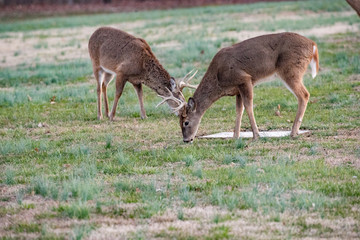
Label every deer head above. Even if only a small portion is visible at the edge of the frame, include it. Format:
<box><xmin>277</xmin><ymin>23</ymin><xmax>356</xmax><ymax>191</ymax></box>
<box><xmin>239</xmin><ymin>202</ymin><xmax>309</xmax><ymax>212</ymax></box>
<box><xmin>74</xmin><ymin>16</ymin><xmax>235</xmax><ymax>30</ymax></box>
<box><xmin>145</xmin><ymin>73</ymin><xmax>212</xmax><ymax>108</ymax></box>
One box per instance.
<box><xmin>157</xmin><ymin>93</ymin><xmax>200</xmax><ymax>143</ymax></box>
<box><xmin>179</xmin><ymin>97</ymin><xmax>201</xmax><ymax>143</ymax></box>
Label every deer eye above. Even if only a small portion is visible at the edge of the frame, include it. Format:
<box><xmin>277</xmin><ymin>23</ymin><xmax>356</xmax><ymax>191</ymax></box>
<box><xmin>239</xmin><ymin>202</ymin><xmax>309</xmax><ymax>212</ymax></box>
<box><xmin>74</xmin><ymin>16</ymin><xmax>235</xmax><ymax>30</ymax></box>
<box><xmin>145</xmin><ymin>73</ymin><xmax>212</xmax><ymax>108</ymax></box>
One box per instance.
<box><xmin>184</xmin><ymin>121</ymin><xmax>189</xmax><ymax>126</ymax></box>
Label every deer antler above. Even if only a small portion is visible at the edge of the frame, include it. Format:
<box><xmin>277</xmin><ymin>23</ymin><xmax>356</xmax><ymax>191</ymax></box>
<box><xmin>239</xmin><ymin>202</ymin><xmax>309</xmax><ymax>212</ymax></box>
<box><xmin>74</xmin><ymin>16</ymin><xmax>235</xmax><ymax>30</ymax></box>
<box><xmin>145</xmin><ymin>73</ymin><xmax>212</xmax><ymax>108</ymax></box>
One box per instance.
<box><xmin>156</xmin><ymin>88</ymin><xmax>186</xmax><ymax>113</ymax></box>
<box><xmin>176</xmin><ymin>69</ymin><xmax>198</xmax><ymax>91</ymax></box>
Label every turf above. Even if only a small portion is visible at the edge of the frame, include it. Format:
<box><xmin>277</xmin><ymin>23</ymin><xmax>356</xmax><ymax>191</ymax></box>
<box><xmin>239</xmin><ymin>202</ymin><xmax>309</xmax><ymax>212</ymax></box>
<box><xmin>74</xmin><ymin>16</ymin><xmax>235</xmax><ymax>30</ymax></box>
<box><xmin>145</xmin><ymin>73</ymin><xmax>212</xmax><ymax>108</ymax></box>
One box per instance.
<box><xmin>0</xmin><ymin>0</ymin><xmax>359</xmax><ymax>239</ymax></box>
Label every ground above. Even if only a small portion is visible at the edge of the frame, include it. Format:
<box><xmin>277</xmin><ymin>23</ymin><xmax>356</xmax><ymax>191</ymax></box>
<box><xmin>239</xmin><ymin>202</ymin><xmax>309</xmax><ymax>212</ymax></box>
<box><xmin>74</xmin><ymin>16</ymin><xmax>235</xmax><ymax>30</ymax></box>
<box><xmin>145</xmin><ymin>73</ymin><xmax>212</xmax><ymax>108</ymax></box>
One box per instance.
<box><xmin>0</xmin><ymin>0</ymin><xmax>359</xmax><ymax>239</ymax></box>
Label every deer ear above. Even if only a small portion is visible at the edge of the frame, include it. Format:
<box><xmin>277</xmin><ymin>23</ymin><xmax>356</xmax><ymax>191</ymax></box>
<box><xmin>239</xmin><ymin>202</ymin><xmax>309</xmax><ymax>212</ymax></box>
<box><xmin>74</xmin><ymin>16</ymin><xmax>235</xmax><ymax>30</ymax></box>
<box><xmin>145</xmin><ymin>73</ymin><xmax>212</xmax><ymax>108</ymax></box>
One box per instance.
<box><xmin>187</xmin><ymin>97</ymin><xmax>196</xmax><ymax>112</ymax></box>
<box><xmin>170</xmin><ymin>77</ymin><xmax>177</xmax><ymax>92</ymax></box>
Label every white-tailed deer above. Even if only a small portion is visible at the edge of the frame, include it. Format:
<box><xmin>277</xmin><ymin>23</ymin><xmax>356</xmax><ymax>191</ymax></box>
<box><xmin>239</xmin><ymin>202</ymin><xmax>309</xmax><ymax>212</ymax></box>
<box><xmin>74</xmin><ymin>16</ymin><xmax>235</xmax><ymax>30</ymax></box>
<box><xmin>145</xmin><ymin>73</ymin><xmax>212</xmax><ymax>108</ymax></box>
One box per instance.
<box><xmin>346</xmin><ymin>0</ymin><xmax>360</xmax><ymax>16</ymax></box>
<box><xmin>162</xmin><ymin>32</ymin><xmax>319</xmax><ymax>143</ymax></box>
<box><xmin>88</xmin><ymin>27</ymin><xmax>196</xmax><ymax>120</ymax></box>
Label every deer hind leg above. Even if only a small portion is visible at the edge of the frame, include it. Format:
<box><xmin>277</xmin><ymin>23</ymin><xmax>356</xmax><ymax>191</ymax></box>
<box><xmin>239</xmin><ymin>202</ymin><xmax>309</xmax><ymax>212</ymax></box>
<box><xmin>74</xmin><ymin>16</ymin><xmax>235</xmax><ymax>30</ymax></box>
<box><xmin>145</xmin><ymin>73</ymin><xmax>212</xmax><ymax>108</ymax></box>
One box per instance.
<box><xmin>132</xmin><ymin>83</ymin><xmax>147</xmax><ymax>119</ymax></box>
<box><xmin>238</xmin><ymin>83</ymin><xmax>260</xmax><ymax>140</ymax></box>
<box><xmin>282</xmin><ymin>77</ymin><xmax>310</xmax><ymax>138</ymax></box>
<box><xmin>109</xmin><ymin>73</ymin><xmax>126</xmax><ymax>121</ymax></box>
<box><xmin>233</xmin><ymin>94</ymin><xmax>244</xmax><ymax>139</ymax></box>
<box><xmin>102</xmin><ymin>72</ymin><xmax>115</xmax><ymax>118</ymax></box>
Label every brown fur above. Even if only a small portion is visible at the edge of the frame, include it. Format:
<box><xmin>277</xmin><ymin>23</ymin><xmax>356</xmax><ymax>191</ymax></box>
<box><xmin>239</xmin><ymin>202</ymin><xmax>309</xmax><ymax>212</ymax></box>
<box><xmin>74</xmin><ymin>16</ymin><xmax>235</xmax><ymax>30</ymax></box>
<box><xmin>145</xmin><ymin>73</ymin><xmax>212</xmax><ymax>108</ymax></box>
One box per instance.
<box><xmin>88</xmin><ymin>27</ymin><xmax>183</xmax><ymax>120</ymax></box>
<box><xmin>346</xmin><ymin>0</ymin><xmax>360</xmax><ymax>16</ymax></box>
<box><xmin>179</xmin><ymin>32</ymin><xmax>319</xmax><ymax>142</ymax></box>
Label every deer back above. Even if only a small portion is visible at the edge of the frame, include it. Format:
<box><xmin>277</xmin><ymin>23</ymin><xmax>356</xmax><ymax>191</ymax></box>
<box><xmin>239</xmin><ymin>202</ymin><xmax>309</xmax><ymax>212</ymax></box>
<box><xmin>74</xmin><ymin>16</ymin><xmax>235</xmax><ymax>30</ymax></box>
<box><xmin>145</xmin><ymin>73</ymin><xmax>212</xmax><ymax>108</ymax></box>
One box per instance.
<box><xmin>88</xmin><ymin>27</ymin><xmax>135</xmax><ymax>66</ymax></box>
<box><xmin>214</xmin><ymin>33</ymin><xmax>315</xmax><ymax>87</ymax></box>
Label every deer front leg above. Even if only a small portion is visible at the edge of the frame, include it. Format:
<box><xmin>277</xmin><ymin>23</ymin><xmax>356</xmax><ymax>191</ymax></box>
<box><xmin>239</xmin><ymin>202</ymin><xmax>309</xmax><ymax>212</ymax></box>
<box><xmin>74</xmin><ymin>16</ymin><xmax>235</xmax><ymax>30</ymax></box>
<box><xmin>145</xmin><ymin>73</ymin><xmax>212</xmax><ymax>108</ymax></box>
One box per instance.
<box><xmin>132</xmin><ymin>83</ymin><xmax>147</xmax><ymax>119</ymax></box>
<box><xmin>109</xmin><ymin>73</ymin><xmax>126</xmax><ymax>121</ymax></box>
<box><xmin>233</xmin><ymin>94</ymin><xmax>244</xmax><ymax>139</ymax></box>
<box><xmin>239</xmin><ymin>84</ymin><xmax>260</xmax><ymax>140</ymax></box>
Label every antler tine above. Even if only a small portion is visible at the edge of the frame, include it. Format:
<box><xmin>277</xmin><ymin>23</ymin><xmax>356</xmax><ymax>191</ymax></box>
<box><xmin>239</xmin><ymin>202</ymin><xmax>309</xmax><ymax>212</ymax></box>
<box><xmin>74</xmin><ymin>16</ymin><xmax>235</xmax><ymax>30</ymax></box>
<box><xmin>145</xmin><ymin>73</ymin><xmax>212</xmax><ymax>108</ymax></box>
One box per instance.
<box><xmin>169</xmin><ymin>101</ymin><xmax>186</xmax><ymax>113</ymax></box>
<box><xmin>156</xmin><ymin>88</ymin><xmax>185</xmax><ymax>113</ymax></box>
<box><xmin>178</xmin><ymin>69</ymin><xmax>195</xmax><ymax>84</ymax></box>
<box><xmin>178</xmin><ymin>69</ymin><xmax>198</xmax><ymax>90</ymax></box>
<box><xmin>184</xmin><ymin>69</ymin><xmax>198</xmax><ymax>84</ymax></box>
<box><xmin>156</xmin><ymin>88</ymin><xmax>179</xmax><ymax>107</ymax></box>
<box><xmin>175</xmin><ymin>69</ymin><xmax>195</xmax><ymax>86</ymax></box>
<box><xmin>181</xmin><ymin>69</ymin><xmax>198</xmax><ymax>90</ymax></box>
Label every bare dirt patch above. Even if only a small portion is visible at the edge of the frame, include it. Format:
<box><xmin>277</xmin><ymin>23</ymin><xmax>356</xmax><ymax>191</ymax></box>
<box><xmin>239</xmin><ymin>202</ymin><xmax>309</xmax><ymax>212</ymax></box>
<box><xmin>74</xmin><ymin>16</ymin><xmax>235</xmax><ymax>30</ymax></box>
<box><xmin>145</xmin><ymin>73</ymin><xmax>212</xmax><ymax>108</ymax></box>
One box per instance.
<box><xmin>222</xmin><ymin>21</ymin><xmax>359</xmax><ymax>43</ymax></box>
<box><xmin>1</xmin><ymin>11</ymin><xmax>358</xmax><ymax>69</ymax></box>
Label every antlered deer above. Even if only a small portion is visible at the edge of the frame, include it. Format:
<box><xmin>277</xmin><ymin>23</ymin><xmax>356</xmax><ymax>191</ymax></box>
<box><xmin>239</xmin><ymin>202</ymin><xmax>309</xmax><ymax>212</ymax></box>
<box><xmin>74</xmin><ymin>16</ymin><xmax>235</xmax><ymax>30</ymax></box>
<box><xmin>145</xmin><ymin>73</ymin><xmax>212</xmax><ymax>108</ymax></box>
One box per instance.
<box><xmin>161</xmin><ymin>32</ymin><xmax>319</xmax><ymax>143</ymax></box>
<box><xmin>88</xmin><ymin>27</ymin><xmax>196</xmax><ymax>120</ymax></box>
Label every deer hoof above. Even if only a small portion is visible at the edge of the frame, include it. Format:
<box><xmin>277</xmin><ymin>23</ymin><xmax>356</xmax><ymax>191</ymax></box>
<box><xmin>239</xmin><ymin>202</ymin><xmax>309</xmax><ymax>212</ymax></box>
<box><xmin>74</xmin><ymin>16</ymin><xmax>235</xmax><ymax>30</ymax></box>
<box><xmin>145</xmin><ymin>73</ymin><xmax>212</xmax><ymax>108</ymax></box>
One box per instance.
<box><xmin>290</xmin><ymin>132</ymin><xmax>298</xmax><ymax>138</ymax></box>
<box><xmin>253</xmin><ymin>133</ymin><xmax>260</xmax><ymax>140</ymax></box>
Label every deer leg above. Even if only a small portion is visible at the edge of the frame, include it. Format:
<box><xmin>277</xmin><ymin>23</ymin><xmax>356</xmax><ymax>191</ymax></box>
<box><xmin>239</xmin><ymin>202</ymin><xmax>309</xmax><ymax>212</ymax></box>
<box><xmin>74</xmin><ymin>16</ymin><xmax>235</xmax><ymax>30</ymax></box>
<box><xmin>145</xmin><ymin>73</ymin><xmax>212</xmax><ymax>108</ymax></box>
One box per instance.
<box><xmin>102</xmin><ymin>72</ymin><xmax>115</xmax><ymax>118</ymax></box>
<box><xmin>109</xmin><ymin>73</ymin><xmax>126</xmax><ymax>121</ymax></box>
<box><xmin>132</xmin><ymin>83</ymin><xmax>147</xmax><ymax>119</ymax></box>
<box><xmin>94</xmin><ymin>67</ymin><xmax>104</xmax><ymax>120</ymax></box>
<box><xmin>233</xmin><ymin>94</ymin><xmax>244</xmax><ymax>139</ymax></box>
<box><xmin>238</xmin><ymin>83</ymin><xmax>260</xmax><ymax>140</ymax></box>
<box><xmin>283</xmin><ymin>79</ymin><xmax>310</xmax><ymax>138</ymax></box>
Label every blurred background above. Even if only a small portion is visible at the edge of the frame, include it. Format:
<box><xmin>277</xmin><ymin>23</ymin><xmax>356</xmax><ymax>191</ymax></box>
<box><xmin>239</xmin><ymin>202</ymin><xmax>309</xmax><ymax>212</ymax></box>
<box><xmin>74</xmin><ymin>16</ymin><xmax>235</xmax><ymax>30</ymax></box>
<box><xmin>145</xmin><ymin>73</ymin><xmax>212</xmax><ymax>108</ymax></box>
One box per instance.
<box><xmin>1</xmin><ymin>0</ymin><xmax>293</xmax><ymax>18</ymax></box>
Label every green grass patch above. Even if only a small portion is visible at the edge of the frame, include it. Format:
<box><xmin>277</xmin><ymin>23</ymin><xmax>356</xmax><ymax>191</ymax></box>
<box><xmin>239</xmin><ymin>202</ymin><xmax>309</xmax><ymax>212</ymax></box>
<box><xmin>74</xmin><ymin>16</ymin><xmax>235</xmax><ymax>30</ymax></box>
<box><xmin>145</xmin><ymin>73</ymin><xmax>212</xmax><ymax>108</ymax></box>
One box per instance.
<box><xmin>0</xmin><ymin>60</ymin><xmax>92</xmax><ymax>88</ymax></box>
<box><xmin>0</xmin><ymin>1</ymin><xmax>359</xmax><ymax>239</ymax></box>
<box><xmin>55</xmin><ymin>202</ymin><xmax>90</xmax><ymax>219</ymax></box>
<box><xmin>8</xmin><ymin>222</ymin><xmax>42</xmax><ymax>233</ymax></box>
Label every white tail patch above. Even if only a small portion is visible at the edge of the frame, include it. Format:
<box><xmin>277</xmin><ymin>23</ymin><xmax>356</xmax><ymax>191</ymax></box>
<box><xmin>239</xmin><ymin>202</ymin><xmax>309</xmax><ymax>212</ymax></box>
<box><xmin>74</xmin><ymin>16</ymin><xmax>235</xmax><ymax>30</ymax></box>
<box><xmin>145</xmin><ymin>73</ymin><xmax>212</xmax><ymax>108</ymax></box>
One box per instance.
<box><xmin>310</xmin><ymin>45</ymin><xmax>317</xmax><ymax>79</ymax></box>
<box><xmin>98</xmin><ymin>69</ymin><xmax>104</xmax><ymax>85</ymax></box>
<box><xmin>100</xmin><ymin>65</ymin><xmax>116</xmax><ymax>76</ymax></box>
<box><xmin>281</xmin><ymin>79</ymin><xmax>296</xmax><ymax>97</ymax></box>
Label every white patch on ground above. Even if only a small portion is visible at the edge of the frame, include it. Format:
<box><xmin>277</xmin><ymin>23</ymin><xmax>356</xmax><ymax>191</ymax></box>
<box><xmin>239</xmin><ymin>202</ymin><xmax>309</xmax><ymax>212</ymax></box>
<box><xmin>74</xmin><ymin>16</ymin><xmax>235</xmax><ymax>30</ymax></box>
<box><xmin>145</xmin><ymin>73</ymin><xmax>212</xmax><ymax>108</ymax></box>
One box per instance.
<box><xmin>153</xmin><ymin>40</ymin><xmax>181</xmax><ymax>49</ymax></box>
<box><xmin>199</xmin><ymin>130</ymin><xmax>309</xmax><ymax>139</ymax></box>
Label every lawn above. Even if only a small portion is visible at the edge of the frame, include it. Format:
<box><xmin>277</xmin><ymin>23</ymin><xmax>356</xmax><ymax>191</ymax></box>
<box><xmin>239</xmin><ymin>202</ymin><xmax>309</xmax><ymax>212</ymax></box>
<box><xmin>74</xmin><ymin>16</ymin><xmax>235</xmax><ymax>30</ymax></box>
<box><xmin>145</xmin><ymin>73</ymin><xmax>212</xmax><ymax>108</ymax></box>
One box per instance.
<box><xmin>0</xmin><ymin>0</ymin><xmax>359</xmax><ymax>239</ymax></box>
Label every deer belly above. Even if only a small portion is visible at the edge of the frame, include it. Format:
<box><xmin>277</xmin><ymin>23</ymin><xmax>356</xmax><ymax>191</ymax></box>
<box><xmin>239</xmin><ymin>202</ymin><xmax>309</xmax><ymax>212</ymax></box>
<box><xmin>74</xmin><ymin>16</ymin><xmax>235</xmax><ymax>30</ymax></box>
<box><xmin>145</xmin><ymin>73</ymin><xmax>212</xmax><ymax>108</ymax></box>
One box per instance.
<box><xmin>254</xmin><ymin>73</ymin><xmax>278</xmax><ymax>86</ymax></box>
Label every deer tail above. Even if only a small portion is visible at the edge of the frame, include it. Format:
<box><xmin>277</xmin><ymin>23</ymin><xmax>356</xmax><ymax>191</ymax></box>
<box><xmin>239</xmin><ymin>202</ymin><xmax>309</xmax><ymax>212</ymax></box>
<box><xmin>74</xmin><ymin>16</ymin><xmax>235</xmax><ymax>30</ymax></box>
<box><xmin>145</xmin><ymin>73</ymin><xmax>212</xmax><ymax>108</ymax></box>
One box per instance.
<box><xmin>310</xmin><ymin>44</ymin><xmax>319</xmax><ymax>79</ymax></box>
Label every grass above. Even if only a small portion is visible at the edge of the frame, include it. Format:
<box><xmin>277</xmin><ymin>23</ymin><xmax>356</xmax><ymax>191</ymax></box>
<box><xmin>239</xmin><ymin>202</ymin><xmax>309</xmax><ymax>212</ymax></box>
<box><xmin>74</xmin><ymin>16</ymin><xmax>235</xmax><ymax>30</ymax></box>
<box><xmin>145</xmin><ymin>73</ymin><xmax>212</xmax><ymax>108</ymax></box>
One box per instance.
<box><xmin>55</xmin><ymin>202</ymin><xmax>90</xmax><ymax>220</ymax></box>
<box><xmin>0</xmin><ymin>0</ymin><xmax>359</xmax><ymax>239</ymax></box>
<box><xmin>0</xmin><ymin>60</ymin><xmax>91</xmax><ymax>88</ymax></box>
<box><xmin>71</xmin><ymin>224</ymin><xmax>95</xmax><ymax>240</ymax></box>
<box><xmin>8</xmin><ymin>222</ymin><xmax>42</xmax><ymax>233</ymax></box>
<box><xmin>0</xmin><ymin>0</ymin><xmax>352</xmax><ymax>32</ymax></box>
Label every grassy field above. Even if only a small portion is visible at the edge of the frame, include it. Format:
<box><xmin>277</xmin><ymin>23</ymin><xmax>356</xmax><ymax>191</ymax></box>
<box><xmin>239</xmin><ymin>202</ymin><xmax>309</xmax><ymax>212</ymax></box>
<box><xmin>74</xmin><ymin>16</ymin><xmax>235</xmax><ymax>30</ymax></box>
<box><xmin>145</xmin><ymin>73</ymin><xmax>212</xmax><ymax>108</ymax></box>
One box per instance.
<box><xmin>0</xmin><ymin>0</ymin><xmax>359</xmax><ymax>239</ymax></box>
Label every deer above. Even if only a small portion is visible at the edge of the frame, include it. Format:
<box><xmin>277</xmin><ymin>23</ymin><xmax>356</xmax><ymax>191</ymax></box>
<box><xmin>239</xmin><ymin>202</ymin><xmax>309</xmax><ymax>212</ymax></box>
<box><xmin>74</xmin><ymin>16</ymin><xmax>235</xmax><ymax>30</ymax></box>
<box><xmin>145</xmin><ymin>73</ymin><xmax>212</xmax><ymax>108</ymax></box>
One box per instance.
<box><xmin>88</xmin><ymin>27</ymin><xmax>197</xmax><ymax>121</ymax></box>
<box><xmin>159</xmin><ymin>32</ymin><xmax>319</xmax><ymax>143</ymax></box>
<box><xmin>346</xmin><ymin>0</ymin><xmax>360</xmax><ymax>16</ymax></box>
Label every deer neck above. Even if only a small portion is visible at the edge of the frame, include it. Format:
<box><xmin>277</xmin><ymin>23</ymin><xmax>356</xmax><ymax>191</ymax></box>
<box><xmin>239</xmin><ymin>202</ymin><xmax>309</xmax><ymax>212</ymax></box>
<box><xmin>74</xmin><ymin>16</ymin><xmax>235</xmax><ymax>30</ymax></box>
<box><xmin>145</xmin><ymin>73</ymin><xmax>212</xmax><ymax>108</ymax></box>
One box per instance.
<box><xmin>192</xmin><ymin>70</ymin><xmax>223</xmax><ymax>118</ymax></box>
<box><xmin>142</xmin><ymin>56</ymin><xmax>172</xmax><ymax>96</ymax></box>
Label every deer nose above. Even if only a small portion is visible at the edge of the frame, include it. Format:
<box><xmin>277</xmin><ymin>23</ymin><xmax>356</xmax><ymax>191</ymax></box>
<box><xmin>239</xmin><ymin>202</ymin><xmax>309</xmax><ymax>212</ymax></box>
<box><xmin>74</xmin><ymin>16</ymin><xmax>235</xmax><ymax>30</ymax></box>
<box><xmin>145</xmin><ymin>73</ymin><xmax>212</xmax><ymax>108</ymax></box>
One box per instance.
<box><xmin>183</xmin><ymin>139</ymin><xmax>193</xmax><ymax>143</ymax></box>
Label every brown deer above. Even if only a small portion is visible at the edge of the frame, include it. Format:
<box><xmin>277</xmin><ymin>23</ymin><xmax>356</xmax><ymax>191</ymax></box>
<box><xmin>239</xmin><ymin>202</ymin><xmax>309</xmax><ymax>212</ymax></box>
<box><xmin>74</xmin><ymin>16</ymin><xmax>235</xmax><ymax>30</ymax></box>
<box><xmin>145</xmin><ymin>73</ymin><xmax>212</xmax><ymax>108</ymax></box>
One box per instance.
<box><xmin>161</xmin><ymin>32</ymin><xmax>319</xmax><ymax>143</ymax></box>
<box><xmin>88</xmin><ymin>27</ymin><xmax>196</xmax><ymax>120</ymax></box>
<box><xmin>346</xmin><ymin>0</ymin><xmax>360</xmax><ymax>16</ymax></box>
